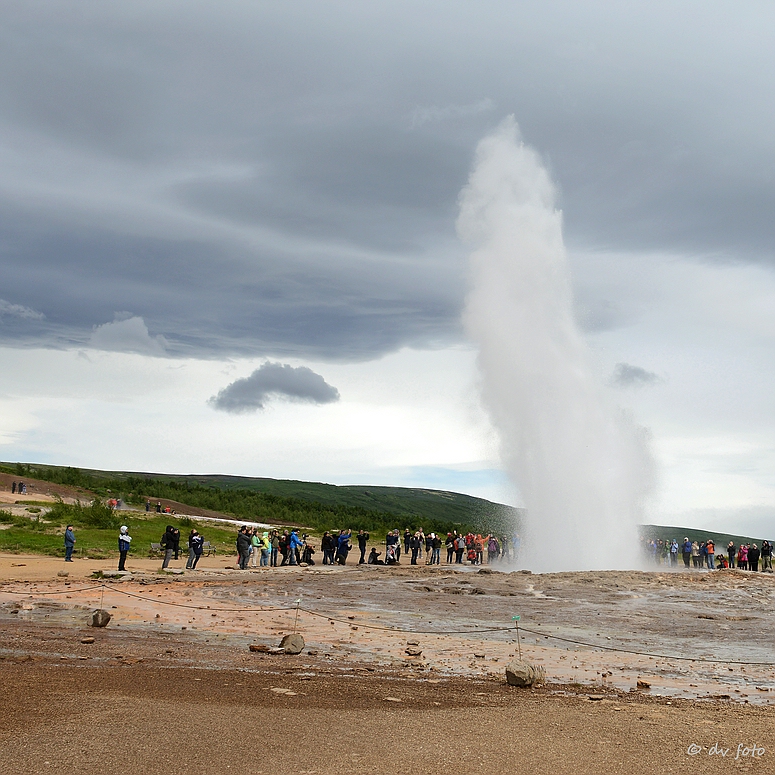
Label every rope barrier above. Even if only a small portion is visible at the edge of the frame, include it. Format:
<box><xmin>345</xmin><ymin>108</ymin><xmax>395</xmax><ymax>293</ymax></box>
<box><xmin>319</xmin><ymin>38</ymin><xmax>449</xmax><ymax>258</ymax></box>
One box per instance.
<box><xmin>2</xmin><ymin>580</ymin><xmax>773</xmax><ymax>667</ymax></box>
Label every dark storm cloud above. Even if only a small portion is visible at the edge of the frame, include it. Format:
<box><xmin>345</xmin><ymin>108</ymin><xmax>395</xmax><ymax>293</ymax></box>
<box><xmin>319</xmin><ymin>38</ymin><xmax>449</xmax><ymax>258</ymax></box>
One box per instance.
<box><xmin>0</xmin><ymin>1</ymin><xmax>773</xmax><ymax>358</ymax></box>
<box><xmin>611</xmin><ymin>363</ymin><xmax>663</xmax><ymax>389</ymax></box>
<box><xmin>209</xmin><ymin>362</ymin><xmax>340</xmax><ymax>413</ymax></box>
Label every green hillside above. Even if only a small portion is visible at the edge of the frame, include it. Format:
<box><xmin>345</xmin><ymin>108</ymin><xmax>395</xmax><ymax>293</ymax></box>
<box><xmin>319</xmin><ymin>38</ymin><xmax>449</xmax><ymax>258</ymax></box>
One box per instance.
<box><xmin>1</xmin><ymin>462</ymin><xmax>524</xmax><ymax>536</ymax></box>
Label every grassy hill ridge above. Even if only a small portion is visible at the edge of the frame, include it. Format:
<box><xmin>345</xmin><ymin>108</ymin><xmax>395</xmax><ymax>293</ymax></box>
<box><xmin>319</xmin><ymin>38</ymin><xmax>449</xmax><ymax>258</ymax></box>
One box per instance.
<box><xmin>1</xmin><ymin>461</ymin><xmax>524</xmax><ymax>535</ymax></box>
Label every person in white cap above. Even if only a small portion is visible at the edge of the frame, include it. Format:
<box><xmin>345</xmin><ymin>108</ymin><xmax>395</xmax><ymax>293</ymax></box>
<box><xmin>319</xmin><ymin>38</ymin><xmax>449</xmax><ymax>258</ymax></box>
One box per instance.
<box><xmin>118</xmin><ymin>526</ymin><xmax>132</xmax><ymax>571</ymax></box>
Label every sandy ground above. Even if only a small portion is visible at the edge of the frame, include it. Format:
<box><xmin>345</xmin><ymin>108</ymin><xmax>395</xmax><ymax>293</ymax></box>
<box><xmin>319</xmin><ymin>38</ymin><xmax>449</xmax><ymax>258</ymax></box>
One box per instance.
<box><xmin>1</xmin><ymin>553</ymin><xmax>773</xmax><ymax>773</ymax></box>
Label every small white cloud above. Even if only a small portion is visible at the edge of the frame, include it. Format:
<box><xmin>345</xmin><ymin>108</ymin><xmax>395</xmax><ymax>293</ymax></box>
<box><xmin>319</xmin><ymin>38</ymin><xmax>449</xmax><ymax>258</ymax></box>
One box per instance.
<box><xmin>89</xmin><ymin>315</ymin><xmax>168</xmax><ymax>356</ymax></box>
<box><xmin>0</xmin><ymin>299</ymin><xmax>45</xmax><ymax>320</ymax></box>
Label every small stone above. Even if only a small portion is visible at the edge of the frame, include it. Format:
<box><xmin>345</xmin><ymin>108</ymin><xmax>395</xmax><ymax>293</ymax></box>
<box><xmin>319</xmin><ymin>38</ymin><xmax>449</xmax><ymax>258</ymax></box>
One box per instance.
<box><xmin>636</xmin><ymin>678</ymin><xmax>651</xmax><ymax>689</ymax></box>
<box><xmin>473</xmin><ymin>653</ymin><xmax>486</xmax><ymax>659</ymax></box>
<box><xmin>57</xmin><ymin>571</ymin><xmax>69</xmax><ymax>578</ymax></box>
<box><xmin>80</xmin><ymin>637</ymin><xmax>95</xmax><ymax>644</ymax></box>
<box><xmin>90</xmin><ymin>609</ymin><xmax>112</xmax><ymax>628</ymax></box>
<box><xmin>249</xmin><ymin>644</ymin><xmax>272</xmax><ymax>653</ymax></box>
<box><xmin>505</xmin><ymin>659</ymin><xmax>545</xmax><ymax>687</ymax></box>
<box><xmin>279</xmin><ymin>633</ymin><xmax>305</xmax><ymax>655</ymax></box>
<box><xmin>405</xmin><ymin>647</ymin><xmax>423</xmax><ymax>657</ymax></box>
<box><xmin>384</xmin><ymin>697</ymin><xmax>402</xmax><ymax>702</ymax></box>
<box><xmin>587</xmin><ymin>694</ymin><xmax>605</xmax><ymax>701</ymax></box>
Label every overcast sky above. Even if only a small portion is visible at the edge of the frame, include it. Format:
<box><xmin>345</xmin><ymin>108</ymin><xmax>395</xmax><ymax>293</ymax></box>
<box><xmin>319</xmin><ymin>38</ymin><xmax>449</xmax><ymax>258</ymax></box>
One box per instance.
<box><xmin>1</xmin><ymin>2</ymin><xmax>773</xmax><ymax>535</ymax></box>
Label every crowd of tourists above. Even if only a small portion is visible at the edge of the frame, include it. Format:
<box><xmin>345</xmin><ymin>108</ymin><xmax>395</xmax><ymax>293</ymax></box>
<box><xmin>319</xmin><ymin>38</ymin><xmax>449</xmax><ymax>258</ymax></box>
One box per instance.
<box><xmin>643</xmin><ymin>537</ymin><xmax>773</xmax><ymax>571</ymax></box>
<box><xmin>229</xmin><ymin>526</ymin><xmax>521</xmax><ymax>570</ymax></box>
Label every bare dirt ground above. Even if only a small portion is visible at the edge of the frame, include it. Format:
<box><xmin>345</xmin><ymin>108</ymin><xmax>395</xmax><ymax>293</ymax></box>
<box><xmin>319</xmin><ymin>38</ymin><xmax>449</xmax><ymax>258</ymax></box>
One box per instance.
<box><xmin>1</xmin><ymin>554</ymin><xmax>773</xmax><ymax>774</ymax></box>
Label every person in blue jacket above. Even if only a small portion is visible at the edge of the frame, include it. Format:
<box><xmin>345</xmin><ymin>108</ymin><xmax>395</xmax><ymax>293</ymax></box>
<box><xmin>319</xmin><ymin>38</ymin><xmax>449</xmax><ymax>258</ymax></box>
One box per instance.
<box><xmin>682</xmin><ymin>537</ymin><xmax>692</xmax><ymax>569</ymax></box>
<box><xmin>288</xmin><ymin>528</ymin><xmax>303</xmax><ymax>566</ymax></box>
<box><xmin>64</xmin><ymin>525</ymin><xmax>76</xmax><ymax>562</ymax></box>
<box><xmin>118</xmin><ymin>525</ymin><xmax>132</xmax><ymax>571</ymax></box>
<box><xmin>336</xmin><ymin>529</ymin><xmax>352</xmax><ymax>566</ymax></box>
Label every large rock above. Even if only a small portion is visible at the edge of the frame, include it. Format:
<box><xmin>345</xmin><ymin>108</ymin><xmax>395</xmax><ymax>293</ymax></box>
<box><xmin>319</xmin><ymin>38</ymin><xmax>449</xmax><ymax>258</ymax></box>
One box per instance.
<box><xmin>279</xmin><ymin>633</ymin><xmax>305</xmax><ymax>655</ymax></box>
<box><xmin>90</xmin><ymin>609</ymin><xmax>112</xmax><ymax>628</ymax></box>
<box><xmin>505</xmin><ymin>659</ymin><xmax>545</xmax><ymax>687</ymax></box>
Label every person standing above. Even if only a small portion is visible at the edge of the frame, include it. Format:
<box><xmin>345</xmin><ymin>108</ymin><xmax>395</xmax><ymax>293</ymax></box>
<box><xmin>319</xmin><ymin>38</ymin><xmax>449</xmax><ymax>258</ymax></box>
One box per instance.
<box><xmin>171</xmin><ymin>528</ymin><xmax>181</xmax><ymax>560</ymax></box>
<box><xmin>738</xmin><ymin>544</ymin><xmax>748</xmax><ymax>571</ymax></box>
<box><xmin>488</xmin><ymin>535</ymin><xmax>500</xmax><ymax>564</ymax></box>
<box><xmin>236</xmin><ymin>526</ymin><xmax>251</xmax><ymax>569</ymax></box>
<box><xmin>161</xmin><ymin>525</ymin><xmax>176</xmax><ymax>569</ymax></box>
<box><xmin>289</xmin><ymin>528</ymin><xmax>303</xmax><ymax>566</ymax></box>
<box><xmin>410</xmin><ymin>531</ymin><xmax>421</xmax><ymax>565</ymax></box>
<box><xmin>682</xmin><ymin>538</ymin><xmax>692</xmax><ymax>569</ymax></box>
<box><xmin>270</xmin><ymin>530</ymin><xmax>280</xmax><ymax>567</ymax></box>
<box><xmin>118</xmin><ymin>525</ymin><xmax>131</xmax><ymax>571</ymax></box>
<box><xmin>64</xmin><ymin>525</ymin><xmax>76</xmax><ymax>562</ymax></box>
<box><xmin>454</xmin><ymin>533</ymin><xmax>465</xmax><ymax>564</ymax></box>
<box><xmin>187</xmin><ymin>530</ymin><xmax>203</xmax><ymax>569</ymax></box>
<box><xmin>748</xmin><ymin>544</ymin><xmax>761</xmax><ymax>572</ymax></box>
<box><xmin>250</xmin><ymin>528</ymin><xmax>261</xmax><ymax>567</ymax></box>
<box><xmin>186</xmin><ymin>529</ymin><xmax>200</xmax><ymax>569</ymax></box>
<box><xmin>259</xmin><ymin>531</ymin><xmax>271</xmax><ymax>566</ymax></box>
<box><xmin>321</xmin><ymin>531</ymin><xmax>334</xmax><ymax>565</ymax></box>
<box><xmin>446</xmin><ymin>533</ymin><xmax>455</xmax><ymax>564</ymax></box>
<box><xmin>761</xmin><ymin>540</ymin><xmax>772</xmax><ymax>572</ymax></box>
<box><xmin>727</xmin><ymin>541</ymin><xmax>736</xmax><ymax>569</ymax></box>
<box><xmin>357</xmin><ymin>529</ymin><xmax>370</xmax><ymax>564</ymax></box>
<box><xmin>11</xmin><ymin>481</ymin><xmax>16</xmax><ymax>494</ymax></box>
<box><xmin>430</xmin><ymin>533</ymin><xmax>442</xmax><ymax>565</ymax></box>
<box><xmin>706</xmin><ymin>539</ymin><xmax>715</xmax><ymax>569</ymax></box>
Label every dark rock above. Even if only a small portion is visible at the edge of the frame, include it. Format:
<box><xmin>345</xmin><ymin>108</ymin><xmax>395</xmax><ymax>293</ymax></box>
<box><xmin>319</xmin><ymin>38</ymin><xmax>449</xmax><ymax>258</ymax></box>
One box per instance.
<box><xmin>405</xmin><ymin>646</ymin><xmax>423</xmax><ymax>657</ymax></box>
<box><xmin>90</xmin><ymin>609</ymin><xmax>112</xmax><ymax>628</ymax></box>
<box><xmin>279</xmin><ymin>633</ymin><xmax>305</xmax><ymax>655</ymax></box>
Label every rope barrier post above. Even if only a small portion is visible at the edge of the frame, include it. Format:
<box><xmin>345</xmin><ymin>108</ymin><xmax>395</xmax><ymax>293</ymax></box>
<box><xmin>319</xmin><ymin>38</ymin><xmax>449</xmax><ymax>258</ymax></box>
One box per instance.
<box><xmin>293</xmin><ymin>598</ymin><xmax>301</xmax><ymax>634</ymax></box>
<box><xmin>512</xmin><ymin>615</ymin><xmax>522</xmax><ymax>661</ymax></box>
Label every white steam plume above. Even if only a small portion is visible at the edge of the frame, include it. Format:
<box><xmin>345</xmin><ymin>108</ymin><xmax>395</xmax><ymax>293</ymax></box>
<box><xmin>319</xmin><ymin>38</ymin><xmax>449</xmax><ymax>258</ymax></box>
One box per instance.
<box><xmin>458</xmin><ymin>117</ymin><xmax>652</xmax><ymax>571</ymax></box>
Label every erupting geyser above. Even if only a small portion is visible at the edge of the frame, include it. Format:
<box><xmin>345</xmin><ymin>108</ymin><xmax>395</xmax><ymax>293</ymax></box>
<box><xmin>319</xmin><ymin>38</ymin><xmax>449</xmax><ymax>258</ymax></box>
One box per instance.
<box><xmin>458</xmin><ymin>117</ymin><xmax>652</xmax><ymax>572</ymax></box>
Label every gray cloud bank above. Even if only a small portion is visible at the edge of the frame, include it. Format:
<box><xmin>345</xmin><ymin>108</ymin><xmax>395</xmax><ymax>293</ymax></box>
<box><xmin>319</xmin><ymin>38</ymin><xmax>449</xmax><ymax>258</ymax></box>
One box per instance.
<box><xmin>209</xmin><ymin>362</ymin><xmax>340</xmax><ymax>413</ymax></box>
<box><xmin>611</xmin><ymin>363</ymin><xmax>662</xmax><ymax>388</ymax></box>
<box><xmin>0</xmin><ymin>2</ymin><xmax>773</xmax><ymax>360</ymax></box>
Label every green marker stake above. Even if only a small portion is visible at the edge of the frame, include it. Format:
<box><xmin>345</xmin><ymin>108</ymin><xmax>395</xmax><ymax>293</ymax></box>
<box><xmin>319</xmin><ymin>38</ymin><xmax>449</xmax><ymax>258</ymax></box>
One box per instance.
<box><xmin>512</xmin><ymin>615</ymin><xmax>522</xmax><ymax>660</ymax></box>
